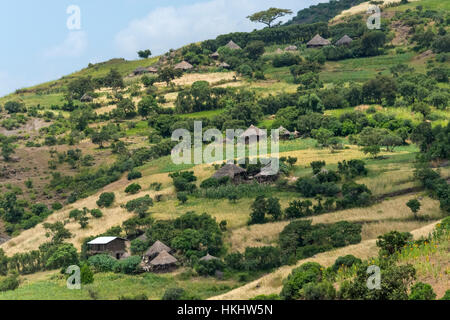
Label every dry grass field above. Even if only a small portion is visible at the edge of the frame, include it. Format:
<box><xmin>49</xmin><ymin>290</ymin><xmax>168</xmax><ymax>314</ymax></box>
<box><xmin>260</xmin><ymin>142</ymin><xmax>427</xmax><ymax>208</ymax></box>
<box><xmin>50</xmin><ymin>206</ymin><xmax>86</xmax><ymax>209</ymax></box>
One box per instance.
<box><xmin>212</xmin><ymin>219</ymin><xmax>443</xmax><ymax>300</ymax></box>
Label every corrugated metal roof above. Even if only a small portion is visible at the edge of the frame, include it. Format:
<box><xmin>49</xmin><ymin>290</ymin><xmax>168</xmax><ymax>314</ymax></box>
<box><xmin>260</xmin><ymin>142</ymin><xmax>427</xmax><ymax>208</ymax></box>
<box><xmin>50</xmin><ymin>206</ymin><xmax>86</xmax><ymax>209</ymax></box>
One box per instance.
<box><xmin>87</xmin><ymin>236</ymin><xmax>118</xmax><ymax>245</ymax></box>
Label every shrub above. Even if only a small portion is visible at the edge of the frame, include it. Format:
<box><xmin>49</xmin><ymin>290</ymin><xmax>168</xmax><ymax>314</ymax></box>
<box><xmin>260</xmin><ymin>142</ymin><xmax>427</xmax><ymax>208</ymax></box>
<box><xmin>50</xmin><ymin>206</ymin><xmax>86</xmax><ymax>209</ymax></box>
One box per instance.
<box><xmin>409</xmin><ymin>282</ymin><xmax>436</xmax><ymax>300</ymax></box>
<box><xmin>125</xmin><ymin>183</ymin><xmax>142</xmax><ymax>195</ymax></box>
<box><xmin>441</xmin><ymin>290</ymin><xmax>450</xmax><ymax>300</ymax></box>
<box><xmin>302</xmin><ymin>281</ymin><xmax>336</xmax><ymax>300</ymax></box>
<box><xmin>45</xmin><ymin>243</ymin><xmax>79</xmax><ymax>270</ymax></box>
<box><xmin>97</xmin><ymin>192</ymin><xmax>115</xmax><ymax>208</ymax></box>
<box><xmin>0</xmin><ymin>273</ymin><xmax>20</xmax><ymax>292</ymax></box>
<box><xmin>195</xmin><ymin>259</ymin><xmax>225</xmax><ymax>276</ymax></box>
<box><xmin>80</xmin><ymin>264</ymin><xmax>94</xmax><ymax>284</ymax></box>
<box><xmin>162</xmin><ymin>287</ymin><xmax>186</xmax><ymax>300</ymax></box>
<box><xmin>119</xmin><ymin>294</ymin><xmax>148</xmax><ymax>300</ymax></box>
<box><xmin>90</xmin><ymin>209</ymin><xmax>103</xmax><ymax>219</ymax></box>
<box><xmin>113</xmin><ymin>256</ymin><xmax>142</xmax><ymax>274</ymax></box>
<box><xmin>88</xmin><ymin>254</ymin><xmax>117</xmax><ymax>272</ymax></box>
<box><xmin>127</xmin><ymin>170</ymin><xmax>142</xmax><ymax>181</ymax></box>
<box><xmin>331</xmin><ymin>255</ymin><xmax>362</xmax><ymax>272</ymax></box>
<box><xmin>52</xmin><ymin>202</ymin><xmax>63</xmax><ymax>210</ymax></box>
<box><xmin>280</xmin><ymin>262</ymin><xmax>323</xmax><ymax>300</ymax></box>
<box><xmin>376</xmin><ymin>231</ymin><xmax>412</xmax><ymax>256</ymax></box>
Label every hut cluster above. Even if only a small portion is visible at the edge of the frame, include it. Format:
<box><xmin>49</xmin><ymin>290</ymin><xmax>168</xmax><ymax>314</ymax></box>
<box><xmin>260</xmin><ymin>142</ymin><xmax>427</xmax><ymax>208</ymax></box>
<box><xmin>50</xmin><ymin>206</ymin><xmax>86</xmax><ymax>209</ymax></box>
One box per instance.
<box><xmin>87</xmin><ymin>237</ymin><xmax>218</xmax><ymax>273</ymax></box>
<box><xmin>273</xmin><ymin>34</ymin><xmax>352</xmax><ymax>53</ymax></box>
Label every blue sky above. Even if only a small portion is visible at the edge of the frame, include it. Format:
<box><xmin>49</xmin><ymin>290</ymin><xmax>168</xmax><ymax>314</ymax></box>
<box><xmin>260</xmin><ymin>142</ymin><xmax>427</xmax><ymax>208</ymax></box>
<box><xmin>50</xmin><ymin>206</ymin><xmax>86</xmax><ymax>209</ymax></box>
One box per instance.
<box><xmin>0</xmin><ymin>0</ymin><xmax>324</xmax><ymax>96</ymax></box>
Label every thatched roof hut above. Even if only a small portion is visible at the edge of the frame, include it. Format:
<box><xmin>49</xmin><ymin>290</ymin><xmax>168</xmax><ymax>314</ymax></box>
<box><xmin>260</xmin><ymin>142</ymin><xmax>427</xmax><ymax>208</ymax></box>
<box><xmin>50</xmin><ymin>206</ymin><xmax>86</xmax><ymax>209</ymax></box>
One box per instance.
<box><xmin>200</xmin><ymin>253</ymin><xmax>219</xmax><ymax>262</ymax></box>
<box><xmin>336</xmin><ymin>35</ymin><xmax>353</xmax><ymax>46</ymax></box>
<box><xmin>133</xmin><ymin>67</ymin><xmax>149</xmax><ymax>75</ymax></box>
<box><xmin>174</xmin><ymin>61</ymin><xmax>193</xmax><ymax>71</ymax></box>
<box><xmin>150</xmin><ymin>250</ymin><xmax>178</xmax><ymax>270</ymax></box>
<box><xmin>144</xmin><ymin>240</ymin><xmax>172</xmax><ymax>259</ymax></box>
<box><xmin>80</xmin><ymin>93</ymin><xmax>93</xmax><ymax>103</ymax></box>
<box><xmin>213</xmin><ymin>163</ymin><xmax>246</xmax><ymax>182</ymax></box>
<box><xmin>307</xmin><ymin>34</ymin><xmax>331</xmax><ymax>48</ymax></box>
<box><xmin>218</xmin><ymin>62</ymin><xmax>231</xmax><ymax>69</ymax></box>
<box><xmin>210</xmin><ymin>52</ymin><xmax>220</xmax><ymax>59</ymax></box>
<box><xmin>226</xmin><ymin>40</ymin><xmax>241</xmax><ymax>50</ymax></box>
<box><xmin>285</xmin><ymin>45</ymin><xmax>298</xmax><ymax>51</ymax></box>
<box><xmin>255</xmin><ymin>161</ymin><xmax>280</xmax><ymax>182</ymax></box>
<box><xmin>147</xmin><ymin>66</ymin><xmax>158</xmax><ymax>73</ymax></box>
<box><xmin>239</xmin><ymin>125</ymin><xmax>267</xmax><ymax>144</ymax></box>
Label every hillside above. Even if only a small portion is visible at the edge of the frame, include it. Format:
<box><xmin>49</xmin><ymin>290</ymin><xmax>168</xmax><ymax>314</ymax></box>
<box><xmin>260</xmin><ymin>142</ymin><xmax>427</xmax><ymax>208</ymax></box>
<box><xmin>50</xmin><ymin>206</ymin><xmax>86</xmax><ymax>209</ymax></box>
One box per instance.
<box><xmin>0</xmin><ymin>0</ymin><xmax>449</xmax><ymax>301</ymax></box>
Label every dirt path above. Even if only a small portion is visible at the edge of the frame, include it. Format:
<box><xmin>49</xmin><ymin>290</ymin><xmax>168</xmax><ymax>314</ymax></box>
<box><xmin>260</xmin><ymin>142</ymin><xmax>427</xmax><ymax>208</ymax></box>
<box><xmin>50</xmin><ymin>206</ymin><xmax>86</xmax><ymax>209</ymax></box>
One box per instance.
<box><xmin>211</xmin><ymin>220</ymin><xmax>442</xmax><ymax>300</ymax></box>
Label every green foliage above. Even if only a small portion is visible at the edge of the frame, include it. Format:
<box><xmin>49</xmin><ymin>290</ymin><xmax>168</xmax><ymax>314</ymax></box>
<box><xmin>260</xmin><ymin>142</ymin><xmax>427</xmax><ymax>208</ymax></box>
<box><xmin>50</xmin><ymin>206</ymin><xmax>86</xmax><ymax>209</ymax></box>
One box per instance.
<box><xmin>280</xmin><ymin>262</ymin><xmax>323</xmax><ymax>300</ymax></box>
<box><xmin>96</xmin><ymin>192</ymin><xmax>115</xmax><ymax>208</ymax></box>
<box><xmin>90</xmin><ymin>209</ymin><xmax>103</xmax><ymax>219</ymax></box>
<box><xmin>376</xmin><ymin>231</ymin><xmax>413</xmax><ymax>257</ymax></box>
<box><xmin>0</xmin><ymin>273</ymin><xmax>20</xmax><ymax>292</ymax></box>
<box><xmin>80</xmin><ymin>264</ymin><xmax>94</xmax><ymax>284</ymax></box>
<box><xmin>127</xmin><ymin>170</ymin><xmax>142</xmax><ymax>181</ymax></box>
<box><xmin>113</xmin><ymin>256</ymin><xmax>142</xmax><ymax>274</ymax></box>
<box><xmin>331</xmin><ymin>255</ymin><xmax>362</xmax><ymax>272</ymax></box>
<box><xmin>247</xmin><ymin>8</ymin><xmax>293</xmax><ymax>28</ymax></box>
<box><xmin>45</xmin><ymin>243</ymin><xmax>79</xmax><ymax>270</ymax></box>
<box><xmin>409</xmin><ymin>282</ymin><xmax>436</xmax><ymax>300</ymax></box>
<box><xmin>88</xmin><ymin>254</ymin><xmax>118</xmax><ymax>273</ymax></box>
<box><xmin>406</xmin><ymin>199</ymin><xmax>421</xmax><ymax>219</ymax></box>
<box><xmin>195</xmin><ymin>259</ymin><xmax>225</xmax><ymax>276</ymax></box>
<box><xmin>125</xmin><ymin>183</ymin><xmax>142</xmax><ymax>195</ymax></box>
<box><xmin>162</xmin><ymin>287</ymin><xmax>187</xmax><ymax>300</ymax></box>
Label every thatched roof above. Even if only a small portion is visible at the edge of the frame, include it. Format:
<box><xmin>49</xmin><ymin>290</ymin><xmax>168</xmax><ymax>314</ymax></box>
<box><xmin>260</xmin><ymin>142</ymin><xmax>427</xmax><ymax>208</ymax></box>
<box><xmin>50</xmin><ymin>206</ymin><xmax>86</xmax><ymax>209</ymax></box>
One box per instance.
<box><xmin>336</xmin><ymin>35</ymin><xmax>353</xmax><ymax>46</ymax></box>
<box><xmin>307</xmin><ymin>34</ymin><xmax>331</xmax><ymax>47</ymax></box>
<box><xmin>150</xmin><ymin>250</ymin><xmax>178</xmax><ymax>266</ymax></box>
<box><xmin>275</xmin><ymin>48</ymin><xmax>284</xmax><ymax>54</ymax></box>
<box><xmin>134</xmin><ymin>67</ymin><xmax>149</xmax><ymax>74</ymax></box>
<box><xmin>240</xmin><ymin>125</ymin><xmax>267</xmax><ymax>138</ymax></box>
<box><xmin>80</xmin><ymin>93</ymin><xmax>93</xmax><ymax>102</ymax></box>
<box><xmin>200</xmin><ymin>253</ymin><xmax>219</xmax><ymax>262</ymax></box>
<box><xmin>285</xmin><ymin>45</ymin><xmax>298</xmax><ymax>51</ymax></box>
<box><xmin>137</xmin><ymin>233</ymin><xmax>148</xmax><ymax>242</ymax></box>
<box><xmin>278</xmin><ymin>126</ymin><xmax>291</xmax><ymax>136</ymax></box>
<box><xmin>255</xmin><ymin>161</ymin><xmax>279</xmax><ymax>177</ymax></box>
<box><xmin>210</xmin><ymin>52</ymin><xmax>220</xmax><ymax>58</ymax></box>
<box><xmin>147</xmin><ymin>66</ymin><xmax>158</xmax><ymax>73</ymax></box>
<box><xmin>226</xmin><ymin>40</ymin><xmax>241</xmax><ymax>50</ymax></box>
<box><xmin>144</xmin><ymin>240</ymin><xmax>172</xmax><ymax>257</ymax></box>
<box><xmin>174</xmin><ymin>61</ymin><xmax>193</xmax><ymax>70</ymax></box>
<box><xmin>219</xmin><ymin>62</ymin><xmax>230</xmax><ymax>68</ymax></box>
<box><xmin>213</xmin><ymin>163</ymin><xmax>246</xmax><ymax>179</ymax></box>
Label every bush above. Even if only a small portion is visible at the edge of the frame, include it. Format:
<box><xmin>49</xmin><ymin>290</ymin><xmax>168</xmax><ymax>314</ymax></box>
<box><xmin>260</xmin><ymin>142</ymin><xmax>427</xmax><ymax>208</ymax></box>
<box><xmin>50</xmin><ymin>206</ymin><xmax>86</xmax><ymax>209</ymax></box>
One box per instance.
<box><xmin>90</xmin><ymin>209</ymin><xmax>103</xmax><ymax>219</ymax></box>
<box><xmin>0</xmin><ymin>273</ymin><xmax>20</xmax><ymax>292</ymax></box>
<box><xmin>441</xmin><ymin>290</ymin><xmax>450</xmax><ymax>300</ymax></box>
<box><xmin>125</xmin><ymin>183</ymin><xmax>142</xmax><ymax>195</ymax></box>
<box><xmin>97</xmin><ymin>192</ymin><xmax>115</xmax><ymax>208</ymax></box>
<box><xmin>113</xmin><ymin>256</ymin><xmax>142</xmax><ymax>274</ymax></box>
<box><xmin>195</xmin><ymin>259</ymin><xmax>225</xmax><ymax>276</ymax></box>
<box><xmin>52</xmin><ymin>202</ymin><xmax>63</xmax><ymax>210</ymax></box>
<box><xmin>302</xmin><ymin>281</ymin><xmax>336</xmax><ymax>300</ymax></box>
<box><xmin>376</xmin><ymin>231</ymin><xmax>412</xmax><ymax>256</ymax></box>
<box><xmin>162</xmin><ymin>287</ymin><xmax>186</xmax><ymax>300</ymax></box>
<box><xmin>119</xmin><ymin>294</ymin><xmax>148</xmax><ymax>300</ymax></box>
<box><xmin>45</xmin><ymin>243</ymin><xmax>79</xmax><ymax>270</ymax></box>
<box><xmin>80</xmin><ymin>264</ymin><xmax>94</xmax><ymax>284</ymax></box>
<box><xmin>280</xmin><ymin>262</ymin><xmax>323</xmax><ymax>300</ymax></box>
<box><xmin>127</xmin><ymin>170</ymin><xmax>142</xmax><ymax>181</ymax></box>
<box><xmin>88</xmin><ymin>254</ymin><xmax>117</xmax><ymax>272</ymax></box>
<box><xmin>331</xmin><ymin>255</ymin><xmax>362</xmax><ymax>272</ymax></box>
<box><xmin>409</xmin><ymin>282</ymin><xmax>436</xmax><ymax>300</ymax></box>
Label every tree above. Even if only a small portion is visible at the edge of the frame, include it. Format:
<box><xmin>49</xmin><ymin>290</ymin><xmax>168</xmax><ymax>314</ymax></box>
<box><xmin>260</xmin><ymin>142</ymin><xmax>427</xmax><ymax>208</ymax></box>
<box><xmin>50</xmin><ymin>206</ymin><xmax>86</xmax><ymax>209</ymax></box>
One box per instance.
<box><xmin>137</xmin><ymin>49</ymin><xmax>152</xmax><ymax>59</ymax></box>
<box><xmin>406</xmin><ymin>199</ymin><xmax>421</xmax><ymax>219</ymax></box>
<box><xmin>117</xmin><ymin>98</ymin><xmax>136</xmax><ymax>119</ymax></box>
<box><xmin>4</xmin><ymin>101</ymin><xmax>25</xmax><ymax>114</ymax></box>
<box><xmin>376</xmin><ymin>231</ymin><xmax>412</xmax><ymax>257</ymax></box>
<box><xmin>409</xmin><ymin>282</ymin><xmax>436</xmax><ymax>300</ymax></box>
<box><xmin>158</xmin><ymin>67</ymin><xmax>183</xmax><ymax>86</ymax></box>
<box><xmin>81</xmin><ymin>263</ymin><xmax>94</xmax><ymax>284</ymax></box>
<box><xmin>249</xmin><ymin>196</ymin><xmax>267</xmax><ymax>224</ymax></box>
<box><xmin>247</xmin><ymin>8</ymin><xmax>293</xmax><ymax>28</ymax></box>
<box><xmin>266</xmin><ymin>197</ymin><xmax>282</xmax><ymax>221</ymax></box>
<box><xmin>97</xmin><ymin>192</ymin><xmax>115</xmax><ymax>208</ymax></box>
<box><xmin>1</xmin><ymin>136</ymin><xmax>16</xmax><ymax>161</ymax></box>
<box><xmin>43</xmin><ymin>221</ymin><xmax>72</xmax><ymax>244</ymax></box>
<box><xmin>177</xmin><ymin>192</ymin><xmax>188</xmax><ymax>205</ymax></box>
<box><xmin>138</xmin><ymin>95</ymin><xmax>159</xmax><ymax>119</ymax></box>
<box><xmin>91</xmin><ymin>129</ymin><xmax>110</xmax><ymax>149</ymax></box>
<box><xmin>244</xmin><ymin>41</ymin><xmax>265</xmax><ymax>60</ymax></box>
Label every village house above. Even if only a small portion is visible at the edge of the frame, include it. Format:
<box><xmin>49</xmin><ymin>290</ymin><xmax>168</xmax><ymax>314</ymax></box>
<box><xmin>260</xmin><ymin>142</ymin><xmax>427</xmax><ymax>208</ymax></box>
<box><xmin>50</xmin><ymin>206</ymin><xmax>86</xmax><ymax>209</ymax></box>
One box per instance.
<box><xmin>285</xmin><ymin>45</ymin><xmax>298</xmax><ymax>51</ymax></box>
<box><xmin>132</xmin><ymin>67</ymin><xmax>149</xmax><ymax>76</ymax></box>
<box><xmin>174</xmin><ymin>61</ymin><xmax>194</xmax><ymax>71</ymax></box>
<box><xmin>336</xmin><ymin>35</ymin><xmax>353</xmax><ymax>46</ymax></box>
<box><xmin>213</xmin><ymin>163</ymin><xmax>247</xmax><ymax>184</ymax></box>
<box><xmin>307</xmin><ymin>34</ymin><xmax>331</xmax><ymax>48</ymax></box>
<box><xmin>149</xmin><ymin>250</ymin><xmax>178</xmax><ymax>272</ymax></box>
<box><xmin>225</xmin><ymin>40</ymin><xmax>241</xmax><ymax>50</ymax></box>
<box><xmin>80</xmin><ymin>93</ymin><xmax>93</xmax><ymax>103</ymax></box>
<box><xmin>87</xmin><ymin>237</ymin><xmax>129</xmax><ymax>260</ymax></box>
<box><xmin>239</xmin><ymin>125</ymin><xmax>267</xmax><ymax>144</ymax></box>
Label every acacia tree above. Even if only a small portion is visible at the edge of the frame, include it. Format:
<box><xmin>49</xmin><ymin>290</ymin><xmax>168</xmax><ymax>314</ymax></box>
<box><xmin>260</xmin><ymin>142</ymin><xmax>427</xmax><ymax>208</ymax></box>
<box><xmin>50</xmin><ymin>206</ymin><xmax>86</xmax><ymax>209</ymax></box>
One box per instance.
<box><xmin>137</xmin><ymin>49</ymin><xmax>152</xmax><ymax>59</ymax></box>
<box><xmin>406</xmin><ymin>199</ymin><xmax>421</xmax><ymax>220</ymax></box>
<box><xmin>247</xmin><ymin>8</ymin><xmax>293</xmax><ymax>28</ymax></box>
